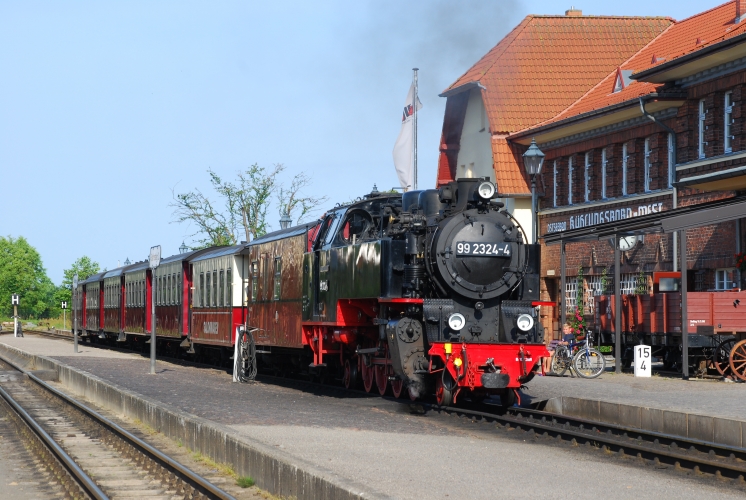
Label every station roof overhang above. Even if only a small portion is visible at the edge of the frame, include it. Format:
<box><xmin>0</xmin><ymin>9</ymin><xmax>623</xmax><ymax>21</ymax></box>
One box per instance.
<box><xmin>508</xmin><ymin>94</ymin><xmax>686</xmax><ymax>147</ymax></box>
<box><xmin>632</xmin><ymin>32</ymin><xmax>746</xmax><ymax>84</ymax></box>
<box><xmin>543</xmin><ymin>195</ymin><xmax>746</xmax><ymax>245</ymax></box>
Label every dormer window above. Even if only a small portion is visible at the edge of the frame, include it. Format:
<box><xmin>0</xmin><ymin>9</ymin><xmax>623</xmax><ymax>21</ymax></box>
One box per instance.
<box><xmin>613</xmin><ymin>68</ymin><xmax>634</xmax><ymax>93</ymax></box>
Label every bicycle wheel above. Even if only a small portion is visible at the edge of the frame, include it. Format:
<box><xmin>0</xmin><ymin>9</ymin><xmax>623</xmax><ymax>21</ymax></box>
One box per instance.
<box><xmin>573</xmin><ymin>348</ymin><xmax>607</xmax><ymax>379</ymax></box>
<box><xmin>550</xmin><ymin>347</ymin><xmax>569</xmax><ymax>376</ymax></box>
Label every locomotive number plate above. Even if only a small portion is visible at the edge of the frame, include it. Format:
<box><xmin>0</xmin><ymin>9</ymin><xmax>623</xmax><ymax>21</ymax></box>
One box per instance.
<box><xmin>455</xmin><ymin>242</ymin><xmax>511</xmax><ymax>256</ymax></box>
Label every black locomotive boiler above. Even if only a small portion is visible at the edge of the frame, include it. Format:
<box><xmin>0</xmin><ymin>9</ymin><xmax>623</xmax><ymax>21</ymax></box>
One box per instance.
<box><xmin>279</xmin><ymin>177</ymin><xmax>548</xmax><ymax>405</ymax></box>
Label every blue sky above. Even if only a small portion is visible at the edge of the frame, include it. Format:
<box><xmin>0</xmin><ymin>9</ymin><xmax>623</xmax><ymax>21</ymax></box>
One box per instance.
<box><xmin>1</xmin><ymin>0</ymin><xmax>705</xmax><ymax>284</ymax></box>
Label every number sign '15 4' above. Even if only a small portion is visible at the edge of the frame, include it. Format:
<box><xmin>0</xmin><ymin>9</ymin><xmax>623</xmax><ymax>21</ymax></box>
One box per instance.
<box><xmin>456</xmin><ymin>242</ymin><xmax>511</xmax><ymax>257</ymax></box>
<box><xmin>634</xmin><ymin>345</ymin><xmax>651</xmax><ymax>377</ymax></box>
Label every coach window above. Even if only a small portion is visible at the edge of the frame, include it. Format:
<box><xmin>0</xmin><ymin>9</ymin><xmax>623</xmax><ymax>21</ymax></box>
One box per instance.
<box><xmin>622</xmin><ymin>143</ymin><xmax>628</xmax><ymax>196</ymax></box>
<box><xmin>219</xmin><ymin>270</ymin><xmax>225</xmax><ymax>307</ymax></box>
<box><xmin>226</xmin><ymin>268</ymin><xmax>232</xmax><ymax>307</ymax></box>
<box><xmin>212</xmin><ymin>270</ymin><xmax>217</xmax><ymax>307</ymax></box>
<box><xmin>584</xmin><ymin>152</ymin><xmax>591</xmax><ymax>202</ymax></box>
<box><xmin>567</xmin><ymin>156</ymin><xmax>573</xmax><ymax>205</ymax></box>
<box><xmin>273</xmin><ymin>257</ymin><xmax>282</xmax><ymax>300</ymax></box>
<box><xmin>176</xmin><ymin>272</ymin><xmax>181</xmax><ymax>305</ymax></box>
<box><xmin>199</xmin><ymin>272</ymin><xmax>204</xmax><ymax>308</ymax></box>
<box><xmin>206</xmin><ymin>271</ymin><xmax>212</xmax><ymax>307</ymax></box>
<box><xmin>644</xmin><ymin>138</ymin><xmax>651</xmax><ymax>192</ymax></box>
<box><xmin>251</xmin><ymin>261</ymin><xmax>258</xmax><ymax>302</ymax></box>
<box><xmin>698</xmin><ymin>99</ymin><xmax>706</xmax><ymax>159</ymax></box>
<box><xmin>552</xmin><ymin>160</ymin><xmax>558</xmax><ymax>207</ymax></box>
<box><xmin>725</xmin><ymin>91</ymin><xmax>734</xmax><ymax>153</ymax></box>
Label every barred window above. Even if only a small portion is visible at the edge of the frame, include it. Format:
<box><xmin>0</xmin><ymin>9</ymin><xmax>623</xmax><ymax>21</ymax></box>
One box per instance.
<box><xmin>622</xmin><ymin>143</ymin><xmax>629</xmax><ymax>196</ymax></box>
<box><xmin>567</xmin><ymin>157</ymin><xmax>574</xmax><ymax>205</ymax></box>
<box><xmin>565</xmin><ymin>281</ymin><xmax>577</xmax><ymax>315</ymax></box>
<box><xmin>553</xmin><ymin>160</ymin><xmax>558</xmax><ymax>207</ymax></box>
<box><xmin>725</xmin><ymin>92</ymin><xmax>734</xmax><ymax>154</ymax></box>
<box><xmin>584</xmin><ymin>152</ymin><xmax>591</xmax><ymax>202</ymax></box>
<box><xmin>601</xmin><ymin>148</ymin><xmax>608</xmax><ymax>199</ymax></box>
<box><xmin>644</xmin><ymin>137</ymin><xmax>651</xmax><ymax>192</ymax></box>
<box><xmin>698</xmin><ymin>99</ymin><xmax>706</xmax><ymax>159</ymax></box>
<box><xmin>620</xmin><ymin>273</ymin><xmax>638</xmax><ymax>295</ymax></box>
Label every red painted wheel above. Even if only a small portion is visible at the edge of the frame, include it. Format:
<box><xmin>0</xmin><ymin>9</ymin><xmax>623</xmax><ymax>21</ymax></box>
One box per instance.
<box><xmin>343</xmin><ymin>359</ymin><xmax>359</xmax><ymax>389</ymax></box>
<box><xmin>391</xmin><ymin>377</ymin><xmax>404</xmax><ymax>398</ymax></box>
<box><xmin>375</xmin><ymin>364</ymin><xmax>389</xmax><ymax>396</ymax></box>
<box><xmin>435</xmin><ymin>377</ymin><xmax>453</xmax><ymax>407</ymax></box>
<box><xmin>362</xmin><ymin>358</ymin><xmax>375</xmax><ymax>393</ymax></box>
<box><xmin>714</xmin><ymin>338</ymin><xmax>736</xmax><ymax>377</ymax></box>
<box><xmin>729</xmin><ymin>340</ymin><xmax>746</xmax><ymax>382</ymax></box>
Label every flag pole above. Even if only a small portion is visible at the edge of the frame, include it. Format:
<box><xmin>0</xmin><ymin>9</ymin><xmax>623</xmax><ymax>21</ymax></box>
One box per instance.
<box><xmin>413</xmin><ymin>68</ymin><xmax>419</xmax><ymax>190</ymax></box>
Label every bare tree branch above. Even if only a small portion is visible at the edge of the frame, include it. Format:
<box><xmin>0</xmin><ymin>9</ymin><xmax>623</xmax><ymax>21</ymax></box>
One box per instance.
<box><xmin>277</xmin><ymin>172</ymin><xmax>329</xmax><ymax>225</ymax></box>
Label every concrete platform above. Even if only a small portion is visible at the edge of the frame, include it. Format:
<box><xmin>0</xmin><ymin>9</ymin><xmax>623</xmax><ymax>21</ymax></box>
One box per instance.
<box><xmin>1</xmin><ymin>334</ymin><xmax>743</xmax><ymax>500</ymax></box>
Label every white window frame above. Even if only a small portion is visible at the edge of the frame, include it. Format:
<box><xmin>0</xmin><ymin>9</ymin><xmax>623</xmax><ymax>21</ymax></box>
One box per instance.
<box><xmin>601</xmin><ymin>148</ymin><xmax>608</xmax><ymax>199</ymax></box>
<box><xmin>567</xmin><ymin>157</ymin><xmax>573</xmax><ymax>205</ymax></box>
<box><xmin>725</xmin><ymin>91</ymin><xmax>734</xmax><ymax>154</ymax></box>
<box><xmin>715</xmin><ymin>268</ymin><xmax>735</xmax><ymax>290</ymax></box>
<box><xmin>644</xmin><ymin>137</ymin><xmax>651</xmax><ymax>192</ymax></box>
<box><xmin>553</xmin><ymin>160</ymin><xmax>558</xmax><ymax>207</ymax></box>
<box><xmin>565</xmin><ymin>281</ymin><xmax>578</xmax><ymax>314</ymax></box>
<box><xmin>698</xmin><ymin>99</ymin><xmax>706</xmax><ymax>159</ymax></box>
<box><xmin>622</xmin><ymin>143</ymin><xmax>628</xmax><ymax>196</ymax></box>
<box><xmin>584</xmin><ymin>152</ymin><xmax>591</xmax><ymax>202</ymax></box>
<box><xmin>585</xmin><ymin>275</ymin><xmax>605</xmax><ymax>315</ymax></box>
<box><xmin>620</xmin><ymin>273</ymin><xmax>638</xmax><ymax>295</ymax></box>
<box><xmin>667</xmin><ymin>133</ymin><xmax>674</xmax><ymax>189</ymax></box>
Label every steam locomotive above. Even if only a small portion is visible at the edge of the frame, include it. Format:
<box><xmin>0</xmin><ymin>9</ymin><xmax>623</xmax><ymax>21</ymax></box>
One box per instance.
<box><xmin>74</xmin><ymin>178</ymin><xmax>548</xmax><ymax>406</ymax></box>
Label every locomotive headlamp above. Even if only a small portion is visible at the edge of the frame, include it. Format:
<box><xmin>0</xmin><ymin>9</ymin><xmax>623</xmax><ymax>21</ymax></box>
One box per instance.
<box><xmin>516</xmin><ymin>314</ymin><xmax>534</xmax><ymax>332</ymax></box>
<box><xmin>477</xmin><ymin>181</ymin><xmax>496</xmax><ymax>200</ymax></box>
<box><xmin>447</xmin><ymin>313</ymin><xmax>466</xmax><ymax>331</ymax></box>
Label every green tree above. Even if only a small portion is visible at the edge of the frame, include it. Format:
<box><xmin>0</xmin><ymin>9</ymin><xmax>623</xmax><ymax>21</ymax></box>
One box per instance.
<box><xmin>55</xmin><ymin>256</ymin><xmax>101</xmax><ymax>309</ymax></box>
<box><xmin>172</xmin><ymin>164</ymin><xmax>325</xmax><ymax>247</ymax></box>
<box><xmin>0</xmin><ymin>236</ymin><xmax>56</xmax><ymax>318</ymax></box>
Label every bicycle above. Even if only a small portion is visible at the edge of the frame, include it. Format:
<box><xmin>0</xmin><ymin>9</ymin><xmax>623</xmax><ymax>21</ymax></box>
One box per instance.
<box><xmin>550</xmin><ymin>331</ymin><xmax>606</xmax><ymax>379</ymax></box>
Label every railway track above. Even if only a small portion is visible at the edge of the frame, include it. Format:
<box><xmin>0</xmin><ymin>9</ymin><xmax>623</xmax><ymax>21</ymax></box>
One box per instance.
<box><xmin>0</xmin><ymin>353</ymin><xmax>235</xmax><ymax>500</ymax></box>
<box><xmin>15</xmin><ymin>329</ymin><xmax>746</xmax><ymax>489</ymax></box>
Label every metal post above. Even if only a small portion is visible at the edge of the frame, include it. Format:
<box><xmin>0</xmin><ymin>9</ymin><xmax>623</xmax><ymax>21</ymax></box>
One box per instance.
<box><xmin>680</xmin><ymin>229</ymin><xmax>688</xmax><ymax>380</ymax></box>
<box><xmin>412</xmin><ymin>67</ymin><xmax>419</xmax><ymax>190</ymax></box>
<box><xmin>560</xmin><ymin>240</ymin><xmax>566</xmax><ymax>330</ymax></box>
<box><xmin>63</xmin><ymin>308</ymin><xmax>66</xmax><ymax>331</ymax></box>
<box><xmin>531</xmin><ymin>176</ymin><xmax>537</xmax><ymax>244</ymax></box>
<box><xmin>737</xmin><ymin>219</ymin><xmax>742</xmax><ymax>287</ymax></box>
<box><xmin>151</xmin><ymin>275</ymin><xmax>157</xmax><ymax>374</ymax></box>
<box><xmin>73</xmin><ymin>274</ymin><xmax>79</xmax><ymax>353</ymax></box>
<box><xmin>672</xmin><ymin>188</ymin><xmax>678</xmax><ymax>272</ymax></box>
<box><xmin>614</xmin><ymin>235</ymin><xmax>621</xmax><ymax>374</ymax></box>
<box><xmin>13</xmin><ymin>304</ymin><xmax>18</xmax><ymax>338</ymax></box>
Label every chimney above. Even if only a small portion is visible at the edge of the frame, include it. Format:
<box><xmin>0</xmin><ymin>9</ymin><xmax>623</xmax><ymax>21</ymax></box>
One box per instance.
<box><xmin>565</xmin><ymin>6</ymin><xmax>582</xmax><ymax>16</ymax></box>
<box><xmin>738</xmin><ymin>0</ymin><xmax>746</xmax><ymax>23</ymax></box>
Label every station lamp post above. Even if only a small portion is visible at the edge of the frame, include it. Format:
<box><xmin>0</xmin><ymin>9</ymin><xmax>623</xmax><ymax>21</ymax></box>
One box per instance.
<box><xmin>279</xmin><ymin>212</ymin><xmax>292</xmax><ymax>229</ymax></box>
<box><xmin>522</xmin><ymin>138</ymin><xmax>545</xmax><ymax>244</ymax></box>
<box><xmin>179</xmin><ymin>241</ymin><xmax>188</xmax><ymax>254</ymax></box>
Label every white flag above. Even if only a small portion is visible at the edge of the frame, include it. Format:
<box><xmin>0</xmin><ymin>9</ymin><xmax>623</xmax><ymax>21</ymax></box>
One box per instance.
<box><xmin>392</xmin><ymin>83</ymin><xmax>422</xmax><ymax>191</ymax></box>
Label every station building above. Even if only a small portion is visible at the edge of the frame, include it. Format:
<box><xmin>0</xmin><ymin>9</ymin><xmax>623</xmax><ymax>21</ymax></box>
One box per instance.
<box><xmin>439</xmin><ymin>1</ymin><xmax>746</xmax><ymax>336</ymax></box>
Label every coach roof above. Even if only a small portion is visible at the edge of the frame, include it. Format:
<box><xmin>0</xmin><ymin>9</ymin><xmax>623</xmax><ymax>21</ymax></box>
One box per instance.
<box><xmin>245</xmin><ymin>222</ymin><xmax>318</xmax><ymax>248</ymax></box>
<box><xmin>190</xmin><ymin>245</ymin><xmax>244</xmax><ymax>262</ymax></box>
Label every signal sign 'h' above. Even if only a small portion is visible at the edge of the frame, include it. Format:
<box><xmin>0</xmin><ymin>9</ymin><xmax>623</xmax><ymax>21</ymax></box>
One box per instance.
<box><xmin>11</xmin><ymin>294</ymin><xmax>19</xmax><ymax>305</ymax></box>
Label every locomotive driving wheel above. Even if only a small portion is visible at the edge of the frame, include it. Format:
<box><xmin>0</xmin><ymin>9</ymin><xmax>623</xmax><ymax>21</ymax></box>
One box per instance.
<box><xmin>361</xmin><ymin>357</ymin><xmax>375</xmax><ymax>393</ymax></box>
<box><xmin>391</xmin><ymin>376</ymin><xmax>404</xmax><ymax>398</ymax></box>
<box><xmin>714</xmin><ymin>338</ymin><xmax>736</xmax><ymax>377</ymax></box>
<box><xmin>729</xmin><ymin>340</ymin><xmax>746</xmax><ymax>382</ymax></box>
<box><xmin>375</xmin><ymin>364</ymin><xmax>389</xmax><ymax>395</ymax></box>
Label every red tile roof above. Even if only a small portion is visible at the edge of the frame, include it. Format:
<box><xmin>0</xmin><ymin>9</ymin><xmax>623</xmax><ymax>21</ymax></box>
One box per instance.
<box><xmin>444</xmin><ymin>15</ymin><xmax>673</xmax><ymax>133</ymax></box>
<box><xmin>440</xmin><ymin>14</ymin><xmax>672</xmax><ymax>194</ymax></box>
<box><xmin>531</xmin><ymin>1</ymin><xmax>746</xmax><ymax>128</ymax></box>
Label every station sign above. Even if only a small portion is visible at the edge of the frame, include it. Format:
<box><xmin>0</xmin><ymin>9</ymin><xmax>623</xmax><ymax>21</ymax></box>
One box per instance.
<box><xmin>11</xmin><ymin>294</ymin><xmax>19</xmax><ymax>305</ymax></box>
<box><xmin>546</xmin><ymin>202</ymin><xmax>665</xmax><ymax>233</ymax></box>
<box><xmin>61</xmin><ymin>301</ymin><xmax>67</xmax><ymax>309</ymax></box>
<box><xmin>149</xmin><ymin>245</ymin><xmax>161</xmax><ymax>269</ymax></box>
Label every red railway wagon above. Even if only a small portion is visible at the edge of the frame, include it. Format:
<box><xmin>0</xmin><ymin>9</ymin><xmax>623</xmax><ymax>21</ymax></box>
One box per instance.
<box><xmin>123</xmin><ymin>261</ymin><xmax>149</xmax><ymax>335</ymax></box>
<box><xmin>188</xmin><ymin>245</ymin><xmax>247</xmax><ymax>350</ymax></box>
<box><xmin>81</xmin><ymin>272</ymin><xmax>105</xmax><ymax>334</ymax></box>
<box><xmin>594</xmin><ymin>290</ymin><xmax>746</xmax><ymax>371</ymax></box>
<box><xmin>102</xmin><ymin>267</ymin><xmax>126</xmax><ymax>339</ymax></box>
<box><xmin>152</xmin><ymin>251</ymin><xmax>198</xmax><ymax>339</ymax></box>
<box><xmin>244</xmin><ymin>223</ymin><xmax>319</xmax><ymax>351</ymax></box>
